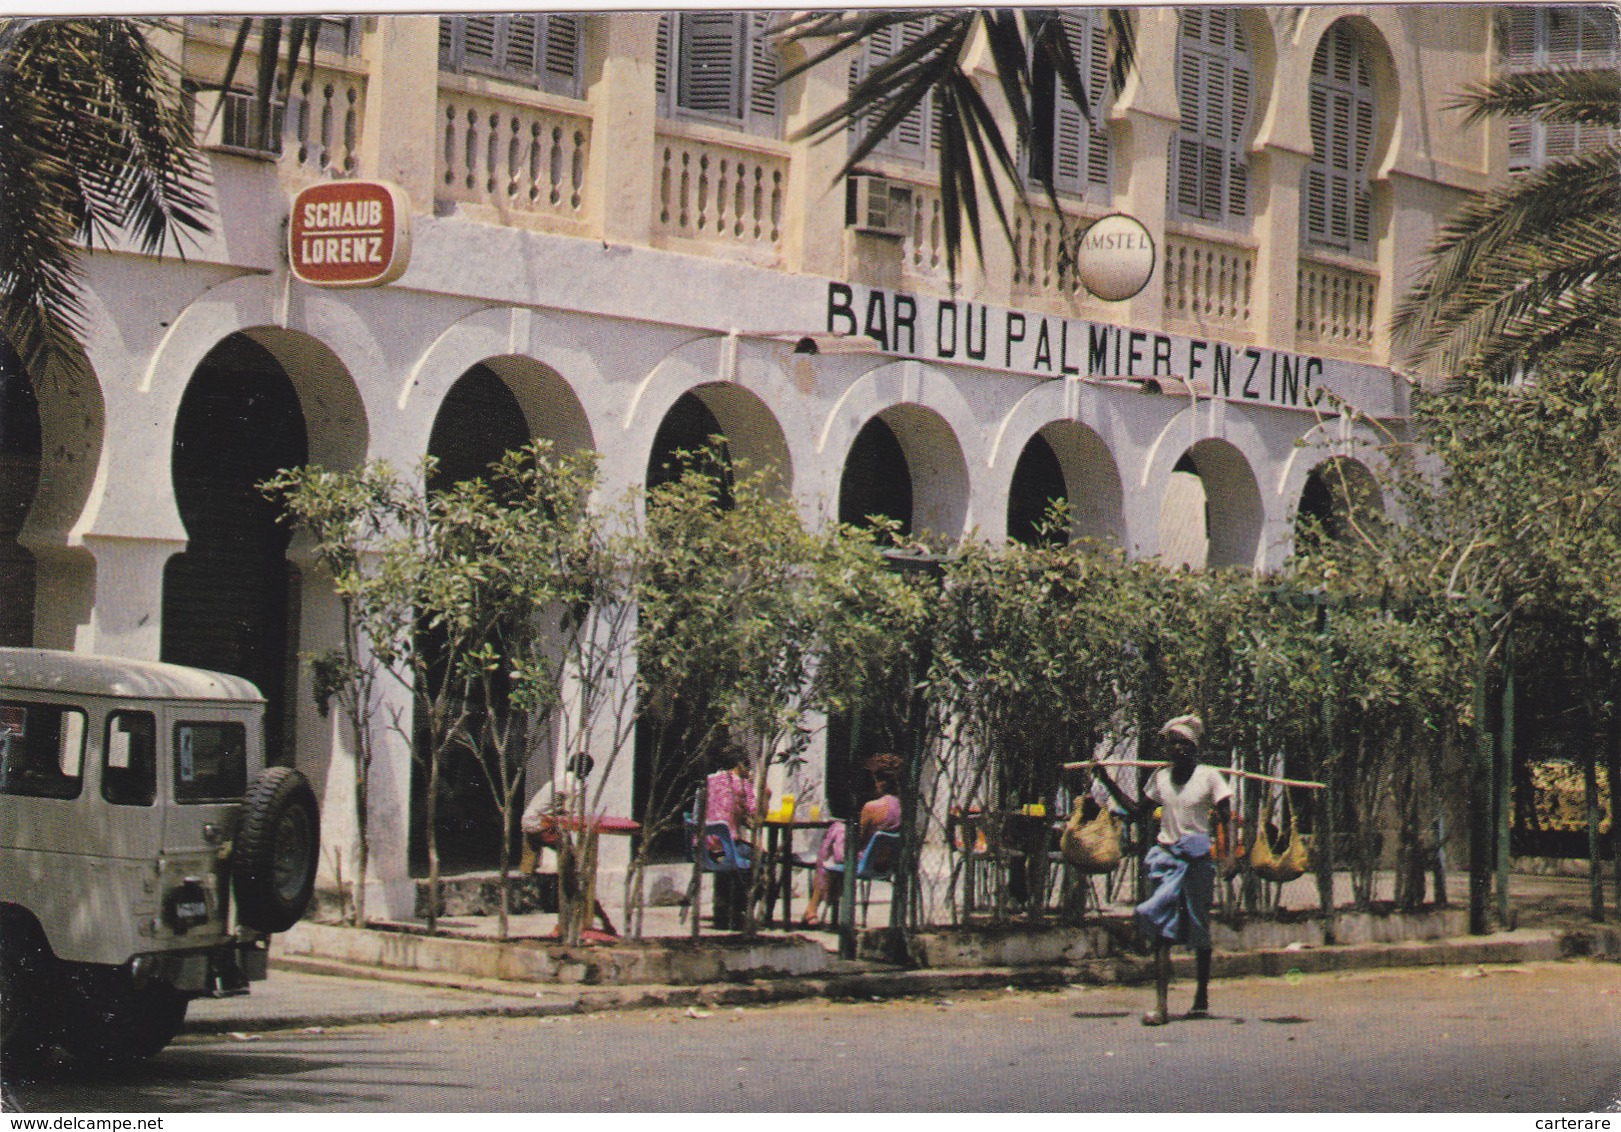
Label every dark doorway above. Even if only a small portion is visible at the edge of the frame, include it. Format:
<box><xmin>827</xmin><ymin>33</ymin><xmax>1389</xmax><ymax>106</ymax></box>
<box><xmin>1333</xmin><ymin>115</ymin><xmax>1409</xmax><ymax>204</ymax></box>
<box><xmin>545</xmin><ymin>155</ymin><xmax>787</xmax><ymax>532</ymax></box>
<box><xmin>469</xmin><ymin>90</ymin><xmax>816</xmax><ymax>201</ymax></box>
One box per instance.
<box><xmin>633</xmin><ymin>392</ymin><xmax>735</xmax><ymax>860</ymax></box>
<box><xmin>0</xmin><ymin>344</ymin><xmax>40</xmax><ymax>646</ymax></box>
<box><xmin>413</xmin><ymin>365</ymin><xmax>531</xmax><ymax>874</ymax></box>
<box><xmin>838</xmin><ymin>416</ymin><xmax>911</xmax><ymax>537</ymax></box>
<box><xmin>163</xmin><ymin>335</ymin><xmax>308</xmax><ymax>765</ymax></box>
<box><xmin>1008</xmin><ymin>432</ymin><xmax>1068</xmax><ymax>546</ymax></box>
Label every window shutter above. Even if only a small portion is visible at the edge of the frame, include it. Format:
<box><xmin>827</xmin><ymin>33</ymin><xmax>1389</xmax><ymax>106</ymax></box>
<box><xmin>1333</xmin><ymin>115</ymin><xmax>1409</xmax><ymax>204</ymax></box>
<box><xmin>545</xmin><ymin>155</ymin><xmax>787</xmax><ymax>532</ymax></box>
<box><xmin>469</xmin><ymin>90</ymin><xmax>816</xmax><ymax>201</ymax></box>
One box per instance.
<box><xmin>1226</xmin><ymin>39</ymin><xmax>1251</xmax><ymax>217</ymax></box>
<box><xmin>655</xmin><ymin>15</ymin><xmax>671</xmax><ymax>116</ymax></box>
<box><xmin>856</xmin><ymin>18</ymin><xmax>933</xmax><ymax>164</ymax></box>
<box><xmin>438</xmin><ymin>15</ymin><xmax>455</xmax><ymax>68</ymax></box>
<box><xmin>746</xmin><ymin>11</ymin><xmax>780</xmax><ymax>135</ymax></box>
<box><xmin>1171</xmin><ymin>9</ymin><xmax>1251</xmax><ymax>222</ymax></box>
<box><xmin>679</xmin><ymin>12</ymin><xmax>744</xmax><ymax>120</ymax></box>
<box><xmin>1084</xmin><ymin>15</ymin><xmax>1112</xmax><ymax>189</ymax></box>
<box><xmin>502</xmin><ymin>16</ymin><xmax>539</xmax><ymax>75</ymax></box>
<box><xmin>543</xmin><ymin>15</ymin><xmax>582</xmax><ymax>97</ymax></box>
<box><xmin>1546</xmin><ymin>8</ymin><xmax>1581</xmax><ymax>64</ymax></box>
<box><xmin>1305</xmin><ymin>21</ymin><xmax>1376</xmax><ymax>255</ymax></box>
<box><xmin>462</xmin><ymin>16</ymin><xmax>499</xmax><ymax>69</ymax></box>
<box><xmin>1505</xmin><ymin>8</ymin><xmax>1536</xmax><ymax>62</ymax></box>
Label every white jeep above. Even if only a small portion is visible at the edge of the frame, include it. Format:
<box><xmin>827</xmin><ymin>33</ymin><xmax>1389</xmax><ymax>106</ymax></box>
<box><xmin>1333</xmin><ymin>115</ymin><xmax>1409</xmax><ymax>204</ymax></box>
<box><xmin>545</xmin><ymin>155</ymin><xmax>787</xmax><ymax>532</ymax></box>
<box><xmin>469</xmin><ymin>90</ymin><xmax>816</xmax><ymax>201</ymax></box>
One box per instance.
<box><xmin>0</xmin><ymin>648</ymin><xmax>319</xmax><ymax>1071</ymax></box>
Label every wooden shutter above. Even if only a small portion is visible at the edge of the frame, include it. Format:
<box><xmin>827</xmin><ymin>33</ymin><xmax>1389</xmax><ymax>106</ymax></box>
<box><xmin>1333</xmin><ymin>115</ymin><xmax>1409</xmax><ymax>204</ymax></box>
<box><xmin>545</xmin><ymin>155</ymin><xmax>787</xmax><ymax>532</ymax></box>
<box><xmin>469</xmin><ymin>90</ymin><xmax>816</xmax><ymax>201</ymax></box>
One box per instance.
<box><xmin>655</xmin><ymin>15</ymin><xmax>672</xmax><ymax>115</ymax></box>
<box><xmin>1172</xmin><ymin>9</ymin><xmax>1251</xmax><ymax>222</ymax></box>
<box><xmin>1226</xmin><ymin>32</ymin><xmax>1251</xmax><ymax>217</ymax></box>
<box><xmin>678</xmin><ymin>12</ymin><xmax>744</xmax><ymax>120</ymax></box>
<box><xmin>746</xmin><ymin>11</ymin><xmax>780</xmax><ymax>135</ymax></box>
<box><xmin>1305</xmin><ymin>22</ymin><xmax>1375</xmax><ymax>255</ymax></box>
<box><xmin>462</xmin><ymin>16</ymin><xmax>500</xmax><ymax>70</ymax></box>
<box><xmin>542</xmin><ymin>15</ymin><xmax>582</xmax><ymax>98</ymax></box>
<box><xmin>855</xmin><ymin>17</ymin><xmax>933</xmax><ymax>164</ymax></box>
<box><xmin>1083</xmin><ymin>14</ymin><xmax>1112</xmax><ymax>189</ymax></box>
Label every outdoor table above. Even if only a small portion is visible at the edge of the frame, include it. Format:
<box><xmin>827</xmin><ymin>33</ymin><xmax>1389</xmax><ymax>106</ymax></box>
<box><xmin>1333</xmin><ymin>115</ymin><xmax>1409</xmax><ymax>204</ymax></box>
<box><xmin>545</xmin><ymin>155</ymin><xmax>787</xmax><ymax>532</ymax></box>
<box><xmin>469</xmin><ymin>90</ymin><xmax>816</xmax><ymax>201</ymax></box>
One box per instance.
<box><xmin>949</xmin><ymin>809</ymin><xmax>1053</xmax><ymax>915</ymax></box>
<box><xmin>537</xmin><ymin>814</ymin><xmax>640</xmax><ymax>938</ymax></box>
<box><xmin>758</xmin><ymin>817</ymin><xmax>833</xmax><ymax>928</ymax></box>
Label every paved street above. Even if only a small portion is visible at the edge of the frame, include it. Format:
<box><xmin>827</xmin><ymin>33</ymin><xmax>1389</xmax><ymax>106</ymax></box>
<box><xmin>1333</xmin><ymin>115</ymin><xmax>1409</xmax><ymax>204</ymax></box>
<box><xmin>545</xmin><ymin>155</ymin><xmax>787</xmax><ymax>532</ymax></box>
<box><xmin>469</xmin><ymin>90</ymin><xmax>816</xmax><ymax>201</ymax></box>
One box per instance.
<box><xmin>7</xmin><ymin>960</ymin><xmax>1619</xmax><ymax>1112</ymax></box>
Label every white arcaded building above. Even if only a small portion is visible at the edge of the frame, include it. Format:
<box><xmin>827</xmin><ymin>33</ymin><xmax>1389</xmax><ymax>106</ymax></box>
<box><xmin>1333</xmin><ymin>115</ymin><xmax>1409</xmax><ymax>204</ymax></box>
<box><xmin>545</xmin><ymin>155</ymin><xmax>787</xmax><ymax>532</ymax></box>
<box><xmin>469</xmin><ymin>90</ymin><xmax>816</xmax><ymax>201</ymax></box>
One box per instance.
<box><xmin>2</xmin><ymin>7</ymin><xmax>1558</xmax><ymax>914</ymax></box>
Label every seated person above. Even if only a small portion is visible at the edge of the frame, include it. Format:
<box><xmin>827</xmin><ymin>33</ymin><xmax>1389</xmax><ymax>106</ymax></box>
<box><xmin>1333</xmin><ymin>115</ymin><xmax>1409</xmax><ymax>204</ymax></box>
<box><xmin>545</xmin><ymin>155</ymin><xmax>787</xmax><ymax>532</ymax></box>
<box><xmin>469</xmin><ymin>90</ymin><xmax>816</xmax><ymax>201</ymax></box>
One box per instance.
<box><xmin>800</xmin><ymin>753</ymin><xmax>902</xmax><ymax>926</ymax></box>
<box><xmin>520</xmin><ymin>751</ymin><xmax>595</xmax><ymax>872</ymax></box>
<box><xmin>519</xmin><ymin>753</ymin><xmax>617</xmax><ymax>935</ymax></box>
<box><xmin>704</xmin><ymin>744</ymin><xmax>763</xmax><ymax>930</ymax></box>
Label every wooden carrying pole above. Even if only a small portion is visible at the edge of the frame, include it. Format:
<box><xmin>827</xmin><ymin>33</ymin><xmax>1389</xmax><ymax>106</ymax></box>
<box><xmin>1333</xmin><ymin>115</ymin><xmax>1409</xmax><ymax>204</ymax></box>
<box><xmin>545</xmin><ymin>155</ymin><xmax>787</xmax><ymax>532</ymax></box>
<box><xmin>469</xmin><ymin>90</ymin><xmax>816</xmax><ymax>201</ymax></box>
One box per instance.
<box><xmin>1062</xmin><ymin>759</ymin><xmax>1326</xmax><ymax>790</ymax></box>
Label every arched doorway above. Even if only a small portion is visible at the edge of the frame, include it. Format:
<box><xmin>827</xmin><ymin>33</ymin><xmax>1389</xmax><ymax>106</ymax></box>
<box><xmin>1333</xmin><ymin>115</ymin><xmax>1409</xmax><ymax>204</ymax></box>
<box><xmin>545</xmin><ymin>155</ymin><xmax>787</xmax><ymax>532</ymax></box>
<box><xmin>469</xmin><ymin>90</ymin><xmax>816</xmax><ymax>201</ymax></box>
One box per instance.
<box><xmin>634</xmin><ymin>384</ymin><xmax>793</xmax><ymax>858</ymax></box>
<box><xmin>1157</xmin><ymin>439</ymin><xmax>1263</xmax><ymax>570</ymax></box>
<box><xmin>1007</xmin><ymin>431</ymin><xmax>1067</xmax><ymax>547</ymax></box>
<box><xmin>414</xmin><ymin>364</ymin><xmax>532</xmax><ymax>874</ymax></box>
<box><xmin>163</xmin><ymin>334</ymin><xmax>309</xmax><ymax>764</ymax></box>
<box><xmin>1296</xmin><ymin>456</ymin><xmax>1382</xmax><ymax>549</ymax></box>
<box><xmin>838</xmin><ymin>416</ymin><xmax>912</xmax><ymax>538</ymax></box>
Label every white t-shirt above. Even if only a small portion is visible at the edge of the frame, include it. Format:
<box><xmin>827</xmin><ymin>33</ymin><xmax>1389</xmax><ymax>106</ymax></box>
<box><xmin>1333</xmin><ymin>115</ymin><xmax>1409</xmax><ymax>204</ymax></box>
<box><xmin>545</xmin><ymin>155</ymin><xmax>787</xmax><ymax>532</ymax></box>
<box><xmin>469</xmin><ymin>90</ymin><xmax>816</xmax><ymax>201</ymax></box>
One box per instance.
<box><xmin>1144</xmin><ymin>763</ymin><xmax>1233</xmax><ymax>846</ymax></box>
<box><xmin>521</xmin><ymin>775</ymin><xmax>584</xmax><ymax>833</ymax></box>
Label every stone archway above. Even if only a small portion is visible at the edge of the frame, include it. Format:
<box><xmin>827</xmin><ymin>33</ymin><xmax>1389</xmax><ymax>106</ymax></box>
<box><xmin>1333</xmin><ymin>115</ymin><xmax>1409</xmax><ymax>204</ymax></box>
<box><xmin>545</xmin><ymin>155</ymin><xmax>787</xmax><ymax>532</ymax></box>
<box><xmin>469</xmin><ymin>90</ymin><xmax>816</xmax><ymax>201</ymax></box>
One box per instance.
<box><xmin>1297</xmin><ymin>455</ymin><xmax>1382</xmax><ymax>548</ymax></box>
<box><xmin>162</xmin><ymin>334</ymin><xmax>311</xmax><ymax>766</ymax></box>
<box><xmin>1157</xmin><ymin>438</ymin><xmax>1264</xmax><ymax>570</ymax></box>
<box><xmin>1007</xmin><ymin>421</ymin><xmax>1124</xmax><ymax>547</ymax></box>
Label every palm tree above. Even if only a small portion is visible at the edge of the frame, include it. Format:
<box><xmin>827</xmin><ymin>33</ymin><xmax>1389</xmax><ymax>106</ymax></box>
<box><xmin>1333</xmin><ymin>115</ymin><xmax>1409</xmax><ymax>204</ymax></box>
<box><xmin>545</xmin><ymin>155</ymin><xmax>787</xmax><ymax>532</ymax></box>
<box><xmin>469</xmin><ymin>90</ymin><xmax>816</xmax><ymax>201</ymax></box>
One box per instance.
<box><xmin>0</xmin><ymin>18</ymin><xmax>211</xmax><ymax>379</ymax></box>
<box><xmin>1393</xmin><ymin>65</ymin><xmax>1621</xmax><ymax>383</ymax></box>
<box><xmin>781</xmin><ymin>9</ymin><xmax>1135</xmax><ymax>283</ymax></box>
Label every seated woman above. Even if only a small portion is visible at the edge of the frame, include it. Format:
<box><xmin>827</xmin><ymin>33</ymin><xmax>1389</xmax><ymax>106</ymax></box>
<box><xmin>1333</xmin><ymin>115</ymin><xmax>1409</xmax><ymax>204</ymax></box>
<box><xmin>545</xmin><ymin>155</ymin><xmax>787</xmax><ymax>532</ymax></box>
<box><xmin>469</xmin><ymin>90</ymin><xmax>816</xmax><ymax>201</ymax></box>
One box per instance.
<box><xmin>800</xmin><ymin>753</ymin><xmax>902</xmax><ymax>926</ymax></box>
<box><xmin>704</xmin><ymin>743</ymin><xmax>761</xmax><ymax>930</ymax></box>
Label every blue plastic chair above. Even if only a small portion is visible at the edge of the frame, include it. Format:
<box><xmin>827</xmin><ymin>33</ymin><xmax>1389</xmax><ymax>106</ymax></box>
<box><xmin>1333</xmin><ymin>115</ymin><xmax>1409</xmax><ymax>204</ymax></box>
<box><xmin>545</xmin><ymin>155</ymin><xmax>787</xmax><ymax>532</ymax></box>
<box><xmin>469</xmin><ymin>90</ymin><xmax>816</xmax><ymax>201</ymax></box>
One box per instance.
<box><xmin>682</xmin><ymin>789</ymin><xmax>752</xmax><ymax>935</ymax></box>
<box><xmin>825</xmin><ymin>828</ymin><xmax>900</xmax><ymax>926</ymax></box>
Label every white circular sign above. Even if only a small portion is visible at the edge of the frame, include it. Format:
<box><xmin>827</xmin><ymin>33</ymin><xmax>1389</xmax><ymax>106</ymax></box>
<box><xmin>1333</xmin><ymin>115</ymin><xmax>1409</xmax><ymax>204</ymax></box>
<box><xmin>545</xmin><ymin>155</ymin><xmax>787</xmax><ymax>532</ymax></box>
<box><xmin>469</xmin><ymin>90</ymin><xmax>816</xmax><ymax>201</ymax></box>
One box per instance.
<box><xmin>1075</xmin><ymin>213</ymin><xmax>1156</xmax><ymax>302</ymax></box>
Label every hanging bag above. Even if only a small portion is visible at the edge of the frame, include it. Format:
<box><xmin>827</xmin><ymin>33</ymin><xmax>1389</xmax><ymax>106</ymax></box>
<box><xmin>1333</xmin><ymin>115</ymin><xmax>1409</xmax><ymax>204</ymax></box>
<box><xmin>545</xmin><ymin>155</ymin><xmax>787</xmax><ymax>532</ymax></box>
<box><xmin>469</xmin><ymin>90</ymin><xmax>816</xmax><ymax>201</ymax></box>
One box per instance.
<box><xmin>1061</xmin><ymin>798</ymin><xmax>1121</xmax><ymax>874</ymax></box>
<box><xmin>1251</xmin><ymin>786</ymin><xmax>1310</xmax><ymax>883</ymax></box>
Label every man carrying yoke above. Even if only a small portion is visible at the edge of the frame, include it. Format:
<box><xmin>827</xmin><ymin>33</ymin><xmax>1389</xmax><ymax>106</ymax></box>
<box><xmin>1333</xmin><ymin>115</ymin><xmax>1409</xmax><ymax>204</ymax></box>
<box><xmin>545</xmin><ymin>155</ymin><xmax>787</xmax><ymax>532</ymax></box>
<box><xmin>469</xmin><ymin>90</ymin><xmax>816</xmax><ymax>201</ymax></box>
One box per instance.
<box><xmin>1096</xmin><ymin>713</ymin><xmax>1232</xmax><ymax>1026</ymax></box>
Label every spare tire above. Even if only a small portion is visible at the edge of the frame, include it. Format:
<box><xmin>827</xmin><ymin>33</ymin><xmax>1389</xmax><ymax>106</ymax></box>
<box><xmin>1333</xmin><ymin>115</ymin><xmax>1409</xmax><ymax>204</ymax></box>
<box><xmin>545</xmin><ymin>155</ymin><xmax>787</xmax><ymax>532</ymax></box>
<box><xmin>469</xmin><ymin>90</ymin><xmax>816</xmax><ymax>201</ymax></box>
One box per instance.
<box><xmin>233</xmin><ymin>766</ymin><xmax>319</xmax><ymax>933</ymax></box>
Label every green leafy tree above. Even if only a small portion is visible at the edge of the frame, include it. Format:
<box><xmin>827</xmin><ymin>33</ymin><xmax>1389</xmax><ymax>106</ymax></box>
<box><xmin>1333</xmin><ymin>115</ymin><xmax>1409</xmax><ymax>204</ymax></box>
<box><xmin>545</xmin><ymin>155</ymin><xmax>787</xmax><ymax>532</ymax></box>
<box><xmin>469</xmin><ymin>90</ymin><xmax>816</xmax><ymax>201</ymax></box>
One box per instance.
<box><xmin>262</xmin><ymin>462</ymin><xmax>415</xmax><ymax>927</ymax></box>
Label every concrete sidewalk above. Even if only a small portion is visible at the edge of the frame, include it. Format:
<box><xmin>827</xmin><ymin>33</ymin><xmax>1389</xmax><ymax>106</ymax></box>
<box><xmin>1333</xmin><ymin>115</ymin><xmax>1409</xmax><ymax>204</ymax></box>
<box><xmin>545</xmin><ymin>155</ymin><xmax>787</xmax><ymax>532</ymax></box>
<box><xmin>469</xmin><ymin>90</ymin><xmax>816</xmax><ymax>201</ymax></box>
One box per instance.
<box><xmin>180</xmin><ymin>868</ymin><xmax>1621</xmax><ymax>1038</ymax></box>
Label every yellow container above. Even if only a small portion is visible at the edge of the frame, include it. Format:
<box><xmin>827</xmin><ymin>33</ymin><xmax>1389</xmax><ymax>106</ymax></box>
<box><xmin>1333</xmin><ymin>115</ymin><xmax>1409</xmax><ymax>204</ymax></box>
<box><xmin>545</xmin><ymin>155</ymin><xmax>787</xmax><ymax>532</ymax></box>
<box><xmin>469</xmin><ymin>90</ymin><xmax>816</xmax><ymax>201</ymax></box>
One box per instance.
<box><xmin>809</xmin><ymin>803</ymin><xmax>821</xmax><ymax>820</ymax></box>
<box><xmin>782</xmin><ymin>794</ymin><xmax>796</xmax><ymax>821</ymax></box>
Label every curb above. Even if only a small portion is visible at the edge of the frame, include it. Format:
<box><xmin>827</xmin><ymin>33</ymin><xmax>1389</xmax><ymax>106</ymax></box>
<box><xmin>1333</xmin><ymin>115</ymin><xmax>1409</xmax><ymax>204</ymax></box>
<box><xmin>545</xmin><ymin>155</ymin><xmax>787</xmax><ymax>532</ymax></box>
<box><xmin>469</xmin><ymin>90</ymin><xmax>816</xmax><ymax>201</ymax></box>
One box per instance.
<box><xmin>174</xmin><ymin>927</ymin><xmax>1616</xmax><ymax>1037</ymax></box>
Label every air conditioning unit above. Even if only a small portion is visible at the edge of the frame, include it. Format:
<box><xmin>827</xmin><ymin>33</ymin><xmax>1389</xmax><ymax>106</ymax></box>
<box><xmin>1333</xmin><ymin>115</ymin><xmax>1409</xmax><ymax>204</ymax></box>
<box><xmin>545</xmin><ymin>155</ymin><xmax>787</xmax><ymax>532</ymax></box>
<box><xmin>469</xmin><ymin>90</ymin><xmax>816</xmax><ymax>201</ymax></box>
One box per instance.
<box><xmin>847</xmin><ymin>174</ymin><xmax>913</xmax><ymax>238</ymax></box>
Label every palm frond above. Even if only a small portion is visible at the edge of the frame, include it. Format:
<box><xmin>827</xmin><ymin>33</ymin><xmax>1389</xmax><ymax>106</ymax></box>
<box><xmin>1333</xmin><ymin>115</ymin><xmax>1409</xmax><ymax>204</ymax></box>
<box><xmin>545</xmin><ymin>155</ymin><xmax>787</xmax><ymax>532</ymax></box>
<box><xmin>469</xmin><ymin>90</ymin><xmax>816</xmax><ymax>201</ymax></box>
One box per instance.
<box><xmin>0</xmin><ymin>17</ymin><xmax>210</xmax><ymax>377</ymax></box>
<box><xmin>784</xmin><ymin>8</ymin><xmax>1132</xmax><ymax>287</ymax></box>
<box><xmin>1450</xmin><ymin>66</ymin><xmax>1621</xmax><ymax>127</ymax></box>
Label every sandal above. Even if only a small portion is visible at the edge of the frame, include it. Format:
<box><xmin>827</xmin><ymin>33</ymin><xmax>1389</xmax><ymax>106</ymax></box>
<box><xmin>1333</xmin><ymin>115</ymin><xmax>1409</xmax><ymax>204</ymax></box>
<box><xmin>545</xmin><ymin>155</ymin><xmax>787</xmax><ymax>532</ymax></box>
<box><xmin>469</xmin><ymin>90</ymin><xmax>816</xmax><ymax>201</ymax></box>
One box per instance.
<box><xmin>1140</xmin><ymin>1010</ymin><xmax>1168</xmax><ymax>1027</ymax></box>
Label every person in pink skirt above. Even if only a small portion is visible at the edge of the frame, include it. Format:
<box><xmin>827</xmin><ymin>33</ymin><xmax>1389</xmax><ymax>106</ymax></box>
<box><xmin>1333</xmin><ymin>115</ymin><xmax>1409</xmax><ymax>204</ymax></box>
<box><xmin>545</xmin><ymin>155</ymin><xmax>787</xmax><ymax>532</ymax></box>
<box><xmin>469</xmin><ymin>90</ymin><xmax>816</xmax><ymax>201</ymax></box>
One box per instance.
<box><xmin>800</xmin><ymin>753</ymin><xmax>903</xmax><ymax>925</ymax></box>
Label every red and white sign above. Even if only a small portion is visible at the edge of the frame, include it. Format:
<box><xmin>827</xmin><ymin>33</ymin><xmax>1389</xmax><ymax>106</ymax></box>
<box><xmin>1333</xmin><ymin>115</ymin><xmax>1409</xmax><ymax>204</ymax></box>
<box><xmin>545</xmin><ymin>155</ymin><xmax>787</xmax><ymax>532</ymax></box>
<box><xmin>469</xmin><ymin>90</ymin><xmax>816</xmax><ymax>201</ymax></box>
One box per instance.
<box><xmin>288</xmin><ymin>180</ymin><xmax>411</xmax><ymax>288</ymax></box>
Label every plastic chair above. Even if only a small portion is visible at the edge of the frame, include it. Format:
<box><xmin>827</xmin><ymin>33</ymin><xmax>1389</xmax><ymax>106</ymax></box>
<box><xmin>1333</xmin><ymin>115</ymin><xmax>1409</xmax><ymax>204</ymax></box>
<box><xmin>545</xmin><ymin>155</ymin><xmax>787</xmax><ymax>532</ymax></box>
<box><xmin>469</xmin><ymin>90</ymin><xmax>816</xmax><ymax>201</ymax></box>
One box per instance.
<box><xmin>682</xmin><ymin>797</ymin><xmax>752</xmax><ymax>934</ymax></box>
<box><xmin>825</xmin><ymin>828</ymin><xmax>900</xmax><ymax>927</ymax></box>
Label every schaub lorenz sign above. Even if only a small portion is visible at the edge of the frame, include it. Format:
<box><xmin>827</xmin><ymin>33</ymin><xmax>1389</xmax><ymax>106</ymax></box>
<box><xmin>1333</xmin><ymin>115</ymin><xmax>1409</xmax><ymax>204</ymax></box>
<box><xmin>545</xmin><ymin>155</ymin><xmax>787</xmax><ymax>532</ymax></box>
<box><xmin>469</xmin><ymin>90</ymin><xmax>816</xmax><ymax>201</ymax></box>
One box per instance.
<box><xmin>288</xmin><ymin>181</ymin><xmax>412</xmax><ymax>288</ymax></box>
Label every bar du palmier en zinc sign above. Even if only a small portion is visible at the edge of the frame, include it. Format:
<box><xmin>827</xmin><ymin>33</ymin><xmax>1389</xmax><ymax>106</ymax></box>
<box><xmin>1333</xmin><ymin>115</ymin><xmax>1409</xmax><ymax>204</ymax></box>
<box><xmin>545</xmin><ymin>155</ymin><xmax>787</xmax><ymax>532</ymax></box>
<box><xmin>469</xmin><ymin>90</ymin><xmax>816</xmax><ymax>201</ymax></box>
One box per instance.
<box><xmin>288</xmin><ymin>180</ymin><xmax>412</xmax><ymax>288</ymax></box>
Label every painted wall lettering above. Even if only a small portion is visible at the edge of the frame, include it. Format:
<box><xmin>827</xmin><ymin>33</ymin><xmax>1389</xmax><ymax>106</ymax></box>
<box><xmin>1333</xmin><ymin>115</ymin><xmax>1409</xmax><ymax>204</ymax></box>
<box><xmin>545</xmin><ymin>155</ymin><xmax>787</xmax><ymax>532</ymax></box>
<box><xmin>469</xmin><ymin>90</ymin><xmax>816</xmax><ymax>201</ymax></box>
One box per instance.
<box><xmin>821</xmin><ymin>281</ymin><xmax>1391</xmax><ymax>414</ymax></box>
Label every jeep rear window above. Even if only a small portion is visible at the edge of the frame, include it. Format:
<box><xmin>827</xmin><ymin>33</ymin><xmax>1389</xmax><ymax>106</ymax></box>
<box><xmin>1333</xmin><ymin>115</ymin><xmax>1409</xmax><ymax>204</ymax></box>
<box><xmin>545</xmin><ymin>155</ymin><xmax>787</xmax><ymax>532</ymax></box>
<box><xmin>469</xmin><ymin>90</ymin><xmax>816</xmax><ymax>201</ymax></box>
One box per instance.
<box><xmin>104</xmin><ymin>711</ymin><xmax>156</xmax><ymax>806</ymax></box>
<box><xmin>173</xmin><ymin>722</ymin><xmax>247</xmax><ymax>803</ymax></box>
<box><xmin>0</xmin><ymin>701</ymin><xmax>86</xmax><ymax>800</ymax></box>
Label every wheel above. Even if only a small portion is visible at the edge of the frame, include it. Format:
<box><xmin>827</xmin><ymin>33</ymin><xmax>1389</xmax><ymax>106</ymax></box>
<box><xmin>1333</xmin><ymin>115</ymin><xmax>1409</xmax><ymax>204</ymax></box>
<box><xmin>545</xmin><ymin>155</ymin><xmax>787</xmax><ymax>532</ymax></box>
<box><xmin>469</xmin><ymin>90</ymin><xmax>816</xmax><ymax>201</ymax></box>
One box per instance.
<box><xmin>233</xmin><ymin>766</ymin><xmax>319</xmax><ymax>933</ymax></box>
<box><xmin>0</xmin><ymin>917</ymin><xmax>59</xmax><ymax>1079</ymax></box>
<box><xmin>59</xmin><ymin>967</ymin><xmax>187</xmax><ymax>1066</ymax></box>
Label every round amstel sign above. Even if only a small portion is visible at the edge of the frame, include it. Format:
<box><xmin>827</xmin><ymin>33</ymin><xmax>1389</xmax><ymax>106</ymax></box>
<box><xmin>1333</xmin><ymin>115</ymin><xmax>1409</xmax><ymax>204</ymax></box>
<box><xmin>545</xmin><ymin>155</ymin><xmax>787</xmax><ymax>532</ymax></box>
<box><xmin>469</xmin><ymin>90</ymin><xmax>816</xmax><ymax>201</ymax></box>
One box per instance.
<box><xmin>288</xmin><ymin>181</ymin><xmax>411</xmax><ymax>288</ymax></box>
<box><xmin>1075</xmin><ymin>213</ymin><xmax>1156</xmax><ymax>302</ymax></box>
